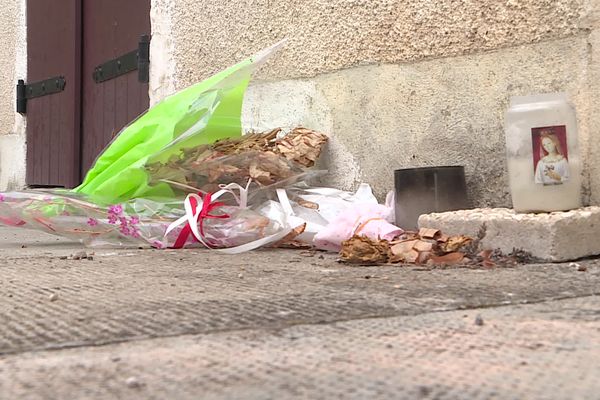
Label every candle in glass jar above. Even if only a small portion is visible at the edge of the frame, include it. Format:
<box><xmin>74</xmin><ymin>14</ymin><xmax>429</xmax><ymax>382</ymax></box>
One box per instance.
<box><xmin>504</xmin><ymin>93</ymin><xmax>581</xmax><ymax>213</ymax></box>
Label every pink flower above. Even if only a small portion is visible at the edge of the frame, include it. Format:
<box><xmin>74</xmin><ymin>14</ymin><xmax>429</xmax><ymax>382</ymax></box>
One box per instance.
<box><xmin>87</xmin><ymin>218</ymin><xmax>98</xmax><ymax>227</ymax></box>
<box><xmin>0</xmin><ymin>193</ymin><xmax>4</xmax><ymax>202</ymax></box>
<box><xmin>119</xmin><ymin>216</ymin><xmax>128</xmax><ymax>226</ymax></box>
<box><xmin>108</xmin><ymin>205</ymin><xmax>123</xmax><ymax>215</ymax></box>
<box><xmin>107</xmin><ymin>214</ymin><xmax>118</xmax><ymax>224</ymax></box>
<box><xmin>120</xmin><ymin>226</ymin><xmax>130</xmax><ymax>236</ymax></box>
<box><xmin>152</xmin><ymin>240</ymin><xmax>165</xmax><ymax>249</ymax></box>
<box><xmin>130</xmin><ymin>216</ymin><xmax>140</xmax><ymax>225</ymax></box>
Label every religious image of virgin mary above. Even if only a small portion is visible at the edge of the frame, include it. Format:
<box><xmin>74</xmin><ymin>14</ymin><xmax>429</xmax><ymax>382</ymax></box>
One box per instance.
<box><xmin>534</xmin><ymin>129</ymin><xmax>569</xmax><ymax>185</ymax></box>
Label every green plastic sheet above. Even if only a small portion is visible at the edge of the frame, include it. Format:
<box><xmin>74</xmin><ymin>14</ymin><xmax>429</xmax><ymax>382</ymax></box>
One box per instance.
<box><xmin>75</xmin><ymin>42</ymin><xmax>283</xmax><ymax>205</ymax></box>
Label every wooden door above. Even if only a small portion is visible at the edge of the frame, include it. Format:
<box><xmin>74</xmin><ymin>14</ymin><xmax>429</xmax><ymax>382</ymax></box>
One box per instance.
<box><xmin>26</xmin><ymin>0</ymin><xmax>81</xmax><ymax>187</ymax></box>
<box><xmin>80</xmin><ymin>0</ymin><xmax>151</xmax><ymax>174</ymax></box>
<box><xmin>25</xmin><ymin>0</ymin><xmax>150</xmax><ymax>187</ymax></box>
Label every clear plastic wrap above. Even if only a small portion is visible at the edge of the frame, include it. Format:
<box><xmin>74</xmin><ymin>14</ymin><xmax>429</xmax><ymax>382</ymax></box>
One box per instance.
<box><xmin>0</xmin><ymin>42</ymin><xmax>335</xmax><ymax>252</ymax></box>
<box><xmin>0</xmin><ymin>190</ymin><xmax>288</xmax><ymax>250</ymax></box>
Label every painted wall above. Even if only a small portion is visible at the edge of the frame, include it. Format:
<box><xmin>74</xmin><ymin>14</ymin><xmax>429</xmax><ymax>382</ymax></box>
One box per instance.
<box><xmin>2</xmin><ymin>0</ymin><xmax>595</xmax><ymax>204</ymax></box>
<box><xmin>0</xmin><ymin>0</ymin><xmax>26</xmax><ymax>190</ymax></box>
<box><xmin>150</xmin><ymin>0</ymin><xmax>600</xmax><ymax>206</ymax></box>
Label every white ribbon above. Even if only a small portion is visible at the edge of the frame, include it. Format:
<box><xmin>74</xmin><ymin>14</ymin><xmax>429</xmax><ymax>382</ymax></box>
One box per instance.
<box><xmin>276</xmin><ymin>188</ymin><xmax>294</xmax><ymax>219</ymax></box>
<box><xmin>216</xmin><ymin>180</ymin><xmax>251</xmax><ymax>209</ymax></box>
<box><xmin>164</xmin><ymin>193</ymin><xmax>211</xmax><ymax>248</ymax></box>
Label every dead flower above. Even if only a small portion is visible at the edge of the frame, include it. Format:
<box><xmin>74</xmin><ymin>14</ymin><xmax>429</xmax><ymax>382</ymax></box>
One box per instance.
<box><xmin>440</xmin><ymin>235</ymin><xmax>472</xmax><ymax>253</ymax></box>
<box><xmin>340</xmin><ymin>236</ymin><xmax>390</xmax><ymax>265</ymax></box>
<box><xmin>146</xmin><ymin>127</ymin><xmax>328</xmax><ymax>193</ymax></box>
<box><xmin>275</xmin><ymin>128</ymin><xmax>328</xmax><ymax>167</ymax></box>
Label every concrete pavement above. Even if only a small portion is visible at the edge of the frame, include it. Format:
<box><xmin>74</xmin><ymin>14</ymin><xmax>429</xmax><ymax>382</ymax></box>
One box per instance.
<box><xmin>0</xmin><ymin>226</ymin><xmax>599</xmax><ymax>399</ymax></box>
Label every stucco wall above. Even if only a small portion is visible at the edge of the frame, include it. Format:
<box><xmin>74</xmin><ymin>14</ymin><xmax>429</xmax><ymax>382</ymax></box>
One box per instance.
<box><xmin>243</xmin><ymin>37</ymin><xmax>593</xmax><ymax>206</ymax></box>
<box><xmin>0</xmin><ymin>0</ymin><xmax>19</xmax><ymax>135</ymax></box>
<box><xmin>0</xmin><ymin>0</ymin><xmax>26</xmax><ymax>190</ymax></box>
<box><xmin>149</xmin><ymin>0</ymin><xmax>177</xmax><ymax>105</ymax></box>
<box><xmin>151</xmin><ymin>0</ymin><xmax>599</xmax><ymax>206</ymax></box>
<box><xmin>168</xmin><ymin>0</ymin><xmax>586</xmax><ymax>82</ymax></box>
<box><xmin>583</xmin><ymin>3</ymin><xmax>600</xmax><ymax>205</ymax></box>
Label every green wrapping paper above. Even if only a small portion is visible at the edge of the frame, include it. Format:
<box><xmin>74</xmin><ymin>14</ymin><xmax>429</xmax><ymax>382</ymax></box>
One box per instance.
<box><xmin>75</xmin><ymin>42</ymin><xmax>284</xmax><ymax>205</ymax></box>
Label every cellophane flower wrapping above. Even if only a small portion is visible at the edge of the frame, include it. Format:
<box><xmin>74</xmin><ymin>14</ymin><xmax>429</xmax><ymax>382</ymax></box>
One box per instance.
<box><xmin>0</xmin><ymin>42</ymin><xmax>329</xmax><ymax>250</ymax></box>
<box><xmin>0</xmin><ymin>190</ymin><xmax>285</xmax><ymax>249</ymax></box>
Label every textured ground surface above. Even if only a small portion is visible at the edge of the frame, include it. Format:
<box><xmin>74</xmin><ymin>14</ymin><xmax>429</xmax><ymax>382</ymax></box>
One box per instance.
<box><xmin>1</xmin><ymin>226</ymin><xmax>599</xmax><ymax>399</ymax></box>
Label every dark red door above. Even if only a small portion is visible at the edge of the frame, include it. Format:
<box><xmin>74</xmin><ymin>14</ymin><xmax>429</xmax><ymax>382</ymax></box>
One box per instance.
<box><xmin>80</xmin><ymin>0</ymin><xmax>151</xmax><ymax>175</ymax></box>
<box><xmin>25</xmin><ymin>0</ymin><xmax>150</xmax><ymax>187</ymax></box>
<box><xmin>26</xmin><ymin>0</ymin><xmax>81</xmax><ymax>187</ymax></box>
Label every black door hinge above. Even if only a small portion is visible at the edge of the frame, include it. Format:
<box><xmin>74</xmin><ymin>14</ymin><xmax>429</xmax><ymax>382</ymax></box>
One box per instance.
<box><xmin>16</xmin><ymin>76</ymin><xmax>66</xmax><ymax>114</ymax></box>
<box><xmin>93</xmin><ymin>35</ymin><xmax>150</xmax><ymax>84</ymax></box>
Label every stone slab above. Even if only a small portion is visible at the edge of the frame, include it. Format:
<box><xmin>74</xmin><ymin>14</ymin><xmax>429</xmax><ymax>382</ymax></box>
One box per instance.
<box><xmin>418</xmin><ymin>206</ymin><xmax>600</xmax><ymax>262</ymax></box>
<box><xmin>1</xmin><ymin>225</ymin><xmax>600</xmax><ymax>399</ymax></box>
<box><xmin>3</xmin><ymin>296</ymin><xmax>600</xmax><ymax>400</ymax></box>
<box><xmin>2</xmin><ymin>224</ymin><xmax>600</xmax><ymax>355</ymax></box>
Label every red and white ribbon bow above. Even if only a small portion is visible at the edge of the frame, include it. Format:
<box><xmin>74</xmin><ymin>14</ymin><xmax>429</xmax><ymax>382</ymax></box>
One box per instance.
<box><xmin>167</xmin><ymin>192</ymin><xmax>230</xmax><ymax>249</ymax></box>
<box><xmin>166</xmin><ymin>180</ymin><xmax>252</xmax><ymax>249</ymax></box>
<box><xmin>164</xmin><ymin>180</ymin><xmax>292</xmax><ymax>253</ymax></box>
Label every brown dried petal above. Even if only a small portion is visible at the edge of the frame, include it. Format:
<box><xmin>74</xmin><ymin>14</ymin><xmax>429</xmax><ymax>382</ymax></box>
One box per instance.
<box><xmin>404</xmin><ymin>249</ymin><xmax>420</xmax><ymax>263</ymax></box>
<box><xmin>249</xmin><ymin>163</ymin><xmax>272</xmax><ymax>184</ymax></box>
<box><xmin>478</xmin><ymin>249</ymin><xmax>493</xmax><ymax>260</ymax></box>
<box><xmin>275</xmin><ymin>128</ymin><xmax>328</xmax><ymax>167</ymax></box>
<box><xmin>419</xmin><ymin>228</ymin><xmax>441</xmax><ymax>239</ymax></box>
<box><xmin>297</xmin><ymin>199</ymin><xmax>319</xmax><ymax>210</ymax></box>
<box><xmin>437</xmin><ymin>234</ymin><xmax>449</xmax><ymax>243</ymax></box>
<box><xmin>429</xmin><ymin>252</ymin><xmax>465</xmax><ymax>265</ymax></box>
<box><xmin>272</xmin><ymin>223</ymin><xmax>307</xmax><ymax>248</ymax></box>
<box><xmin>413</xmin><ymin>240</ymin><xmax>434</xmax><ymax>252</ymax></box>
<box><xmin>391</xmin><ymin>240</ymin><xmax>418</xmax><ymax>255</ymax></box>
<box><xmin>206</xmin><ymin>164</ymin><xmax>240</xmax><ymax>182</ymax></box>
<box><xmin>416</xmin><ymin>251</ymin><xmax>432</xmax><ymax>265</ymax></box>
